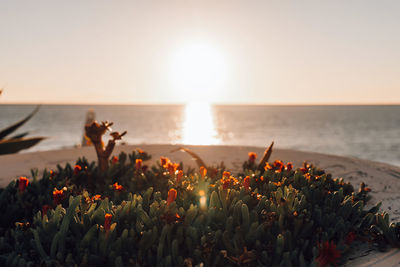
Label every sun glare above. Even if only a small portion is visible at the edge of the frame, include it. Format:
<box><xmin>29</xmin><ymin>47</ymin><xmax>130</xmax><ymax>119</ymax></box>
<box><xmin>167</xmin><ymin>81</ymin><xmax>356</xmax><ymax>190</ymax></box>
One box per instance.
<box><xmin>181</xmin><ymin>102</ymin><xmax>219</xmax><ymax>145</ymax></box>
<box><xmin>170</xmin><ymin>42</ymin><xmax>227</xmax><ymax>102</ymax></box>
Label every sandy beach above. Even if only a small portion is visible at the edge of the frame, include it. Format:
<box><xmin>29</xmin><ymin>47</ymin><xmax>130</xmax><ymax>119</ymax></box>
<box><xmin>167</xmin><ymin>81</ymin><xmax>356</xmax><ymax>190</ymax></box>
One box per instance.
<box><xmin>1</xmin><ymin>144</ymin><xmax>400</xmax><ymax>265</ymax></box>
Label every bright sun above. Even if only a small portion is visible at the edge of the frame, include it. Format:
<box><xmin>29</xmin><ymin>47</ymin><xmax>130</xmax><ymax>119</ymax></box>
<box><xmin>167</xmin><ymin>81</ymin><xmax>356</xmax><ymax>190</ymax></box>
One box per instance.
<box><xmin>170</xmin><ymin>42</ymin><xmax>227</xmax><ymax>102</ymax></box>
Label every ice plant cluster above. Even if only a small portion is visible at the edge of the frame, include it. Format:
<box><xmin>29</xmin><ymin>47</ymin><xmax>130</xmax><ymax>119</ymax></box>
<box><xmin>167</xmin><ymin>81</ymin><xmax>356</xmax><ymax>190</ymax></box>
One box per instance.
<box><xmin>1</xmin><ymin>146</ymin><xmax>400</xmax><ymax>266</ymax></box>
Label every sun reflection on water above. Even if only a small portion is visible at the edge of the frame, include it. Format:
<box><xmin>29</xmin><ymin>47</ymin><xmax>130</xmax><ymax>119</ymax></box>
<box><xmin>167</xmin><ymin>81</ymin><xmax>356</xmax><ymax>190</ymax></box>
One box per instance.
<box><xmin>181</xmin><ymin>102</ymin><xmax>219</xmax><ymax>145</ymax></box>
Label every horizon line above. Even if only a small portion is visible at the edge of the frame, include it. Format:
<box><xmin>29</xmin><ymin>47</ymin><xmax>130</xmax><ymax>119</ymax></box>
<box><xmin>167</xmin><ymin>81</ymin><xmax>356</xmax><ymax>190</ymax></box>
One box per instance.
<box><xmin>1</xmin><ymin>101</ymin><xmax>400</xmax><ymax>106</ymax></box>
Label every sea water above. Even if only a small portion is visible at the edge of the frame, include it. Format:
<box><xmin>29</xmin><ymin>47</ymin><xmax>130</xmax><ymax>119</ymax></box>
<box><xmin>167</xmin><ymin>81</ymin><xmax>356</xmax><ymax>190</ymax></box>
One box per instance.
<box><xmin>0</xmin><ymin>104</ymin><xmax>399</xmax><ymax>166</ymax></box>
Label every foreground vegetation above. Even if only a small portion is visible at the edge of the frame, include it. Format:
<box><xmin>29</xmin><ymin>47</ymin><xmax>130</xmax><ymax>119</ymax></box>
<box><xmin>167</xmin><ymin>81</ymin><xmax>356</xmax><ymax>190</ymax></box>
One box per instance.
<box><xmin>1</xmin><ymin>122</ymin><xmax>399</xmax><ymax>266</ymax></box>
<box><xmin>1</xmin><ymin>149</ymin><xmax>400</xmax><ymax>267</ymax></box>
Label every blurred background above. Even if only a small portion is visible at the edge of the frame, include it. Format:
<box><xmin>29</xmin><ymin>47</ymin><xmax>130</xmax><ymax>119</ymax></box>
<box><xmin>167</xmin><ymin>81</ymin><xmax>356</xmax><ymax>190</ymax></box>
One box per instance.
<box><xmin>0</xmin><ymin>1</ymin><xmax>399</xmax><ymax>165</ymax></box>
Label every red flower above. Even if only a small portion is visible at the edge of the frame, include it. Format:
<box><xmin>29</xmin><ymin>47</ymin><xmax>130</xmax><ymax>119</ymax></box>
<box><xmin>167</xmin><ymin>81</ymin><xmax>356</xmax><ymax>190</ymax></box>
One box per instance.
<box><xmin>316</xmin><ymin>241</ymin><xmax>341</xmax><ymax>267</ymax></box>
<box><xmin>104</xmin><ymin>213</ymin><xmax>112</xmax><ymax>232</ymax></box>
<box><xmin>74</xmin><ymin>165</ymin><xmax>82</xmax><ymax>175</ymax></box>
<box><xmin>286</xmin><ymin>162</ymin><xmax>293</xmax><ymax>171</ymax></box>
<box><xmin>135</xmin><ymin>159</ymin><xmax>142</xmax><ymax>171</ymax></box>
<box><xmin>248</xmin><ymin>152</ymin><xmax>257</xmax><ymax>162</ymax></box>
<box><xmin>200</xmin><ymin>166</ymin><xmax>207</xmax><ymax>178</ymax></box>
<box><xmin>112</xmin><ymin>182</ymin><xmax>123</xmax><ymax>192</ymax></box>
<box><xmin>345</xmin><ymin>232</ymin><xmax>356</xmax><ymax>245</ymax></box>
<box><xmin>42</xmin><ymin>205</ymin><xmax>51</xmax><ymax>217</ymax></box>
<box><xmin>53</xmin><ymin>189</ymin><xmax>64</xmax><ymax>205</ymax></box>
<box><xmin>222</xmin><ymin>178</ymin><xmax>230</xmax><ymax>190</ymax></box>
<box><xmin>176</xmin><ymin>170</ymin><xmax>184</xmax><ymax>183</ymax></box>
<box><xmin>18</xmin><ymin>177</ymin><xmax>29</xmax><ymax>192</ymax></box>
<box><xmin>112</xmin><ymin>156</ymin><xmax>118</xmax><ymax>165</ymax></box>
<box><xmin>167</xmin><ymin>188</ymin><xmax>177</xmax><ymax>205</ymax></box>
<box><xmin>243</xmin><ymin>176</ymin><xmax>251</xmax><ymax>192</ymax></box>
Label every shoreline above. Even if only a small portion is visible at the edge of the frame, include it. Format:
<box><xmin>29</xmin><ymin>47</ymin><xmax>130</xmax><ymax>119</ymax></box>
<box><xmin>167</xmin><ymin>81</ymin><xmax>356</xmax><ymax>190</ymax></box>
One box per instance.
<box><xmin>1</xmin><ymin>144</ymin><xmax>400</xmax><ymax>265</ymax></box>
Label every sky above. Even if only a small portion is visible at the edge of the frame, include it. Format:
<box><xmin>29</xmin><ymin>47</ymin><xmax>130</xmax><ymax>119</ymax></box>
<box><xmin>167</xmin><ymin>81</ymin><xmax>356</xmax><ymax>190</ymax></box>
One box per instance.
<box><xmin>0</xmin><ymin>0</ymin><xmax>399</xmax><ymax>104</ymax></box>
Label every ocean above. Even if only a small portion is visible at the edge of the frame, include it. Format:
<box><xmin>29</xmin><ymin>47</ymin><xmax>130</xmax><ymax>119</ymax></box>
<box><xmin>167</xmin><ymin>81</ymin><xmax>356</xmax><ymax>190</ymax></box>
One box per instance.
<box><xmin>1</xmin><ymin>104</ymin><xmax>399</xmax><ymax>167</ymax></box>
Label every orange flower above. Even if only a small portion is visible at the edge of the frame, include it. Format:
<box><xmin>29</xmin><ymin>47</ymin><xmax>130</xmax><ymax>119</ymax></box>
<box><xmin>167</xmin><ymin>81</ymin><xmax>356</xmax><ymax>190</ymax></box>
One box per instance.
<box><xmin>137</xmin><ymin>149</ymin><xmax>144</xmax><ymax>155</ymax></box>
<box><xmin>273</xmin><ymin>181</ymin><xmax>283</xmax><ymax>187</ymax></box>
<box><xmin>92</xmin><ymin>194</ymin><xmax>102</xmax><ymax>201</ymax></box>
<box><xmin>273</xmin><ymin>160</ymin><xmax>284</xmax><ymax>172</ymax></box>
<box><xmin>167</xmin><ymin>188</ymin><xmax>177</xmax><ymax>205</ymax></box>
<box><xmin>304</xmin><ymin>173</ymin><xmax>311</xmax><ymax>181</ymax></box>
<box><xmin>112</xmin><ymin>182</ymin><xmax>123</xmax><ymax>192</ymax></box>
<box><xmin>42</xmin><ymin>205</ymin><xmax>51</xmax><ymax>217</ymax></box>
<box><xmin>264</xmin><ymin>163</ymin><xmax>273</xmax><ymax>171</ymax></box>
<box><xmin>53</xmin><ymin>189</ymin><xmax>64</xmax><ymax>205</ymax></box>
<box><xmin>248</xmin><ymin>152</ymin><xmax>257</xmax><ymax>162</ymax></box>
<box><xmin>316</xmin><ymin>241</ymin><xmax>341</xmax><ymax>267</ymax></box>
<box><xmin>74</xmin><ymin>165</ymin><xmax>82</xmax><ymax>175</ymax></box>
<box><xmin>167</xmin><ymin>162</ymin><xmax>179</xmax><ymax>176</ymax></box>
<box><xmin>112</xmin><ymin>156</ymin><xmax>119</xmax><ymax>165</ymax></box>
<box><xmin>200</xmin><ymin>166</ymin><xmax>207</xmax><ymax>178</ymax></box>
<box><xmin>176</xmin><ymin>170</ymin><xmax>184</xmax><ymax>183</ymax></box>
<box><xmin>286</xmin><ymin>162</ymin><xmax>293</xmax><ymax>171</ymax></box>
<box><xmin>135</xmin><ymin>159</ymin><xmax>142</xmax><ymax>171</ymax></box>
<box><xmin>293</xmin><ymin>211</ymin><xmax>298</xmax><ymax>217</ymax></box>
<box><xmin>243</xmin><ymin>176</ymin><xmax>251</xmax><ymax>192</ymax></box>
<box><xmin>18</xmin><ymin>177</ymin><xmax>29</xmax><ymax>192</ymax></box>
<box><xmin>222</xmin><ymin>171</ymin><xmax>231</xmax><ymax>178</ymax></box>
<box><xmin>160</xmin><ymin>157</ymin><xmax>169</xmax><ymax>167</ymax></box>
<box><xmin>104</xmin><ymin>213</ymin><xmax>112</xmax><ymax>232</ymax></box>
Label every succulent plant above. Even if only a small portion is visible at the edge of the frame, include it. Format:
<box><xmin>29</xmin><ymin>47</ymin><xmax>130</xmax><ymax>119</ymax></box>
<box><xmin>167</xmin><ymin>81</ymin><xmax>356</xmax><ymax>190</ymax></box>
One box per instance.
<box><xmin>0</xmin><ymin>144</ymin><xmax>399</xmax><ymax>266</ymax></box>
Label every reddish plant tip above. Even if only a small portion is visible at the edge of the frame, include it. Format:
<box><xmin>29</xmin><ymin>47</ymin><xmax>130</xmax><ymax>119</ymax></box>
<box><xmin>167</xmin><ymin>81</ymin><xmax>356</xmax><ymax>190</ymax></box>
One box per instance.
<box><xmin>221</xmin><ymin>178</ymin><xmax>230</xmax><ymax>190</ymax></box>
<box><xmin>200</xmin><ymin>166</ymin><xmax>207</xmax><ymax>178</ymax></box>
<box><xmin>176</xmin><ymin>170</ymin><xmax>184</xmax><ymax>184</ymax></box>
<box><xmin>316</xmin><ymin>241</ymin><xmax>341</xmax><ymax>267</ymax></box>
<box><xmin>74</xmin><ymin>165</ymin><xmax>82</xmax><ymax>175</ymax></box>
<box><xmin>112</xmin><ymin>182</ymin><xmax>123</xmax><ymax>192</ymax></box>
<box><xmin>345</xmin><ymin>232</ymin><xmax>356</xmax><ymax>245</ymax></box>
<box><xmin>104</xmin><ymin>213</ymin><xmax>112</xmax><ymax>232</ymax></box>
<box><xmin>53</xmin><ymin>189</ymin><xmax>64</xmax><ymax>205</ymax></box>
<box><xmin>160</xmin><ymin>157</ymin><xmax>169</xmax><ymax>168</ymax></box>
<box><xmin>286</xmin><ymin>162</ymin><xmax>293</xmax><ymax>171</ymax></box>
<box><xmin>167</xmin><ymin>188</ymin><xmax>177</xmax><ymax>205</ymax></box>
<box><xmin>243</xmin><ymin>176</ymin><xmax>251</xmax><ymax>192</ymax></box>
<box><xmin>112</xmin><ymin>156</ymin><xmax>118</xmax><ymax>165</ymax></box>
<box><xmin>135</xmin><ymin>159</ymin><xmax>142</xmax><ymax>171</ymax></box>
<box><xmin>42</xmin><ymin>205</ymin><xmax>51</xmax><ymax>217</ymax></box>
<box><xmin>18</xmin><ymin>177</ymin><xmax>29</xmax><ymax>192</ymax></box>
<box><xmin>248</xmin><ymin>152</ymin><xmax>257</xmax><ymax>162</ymax></box>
